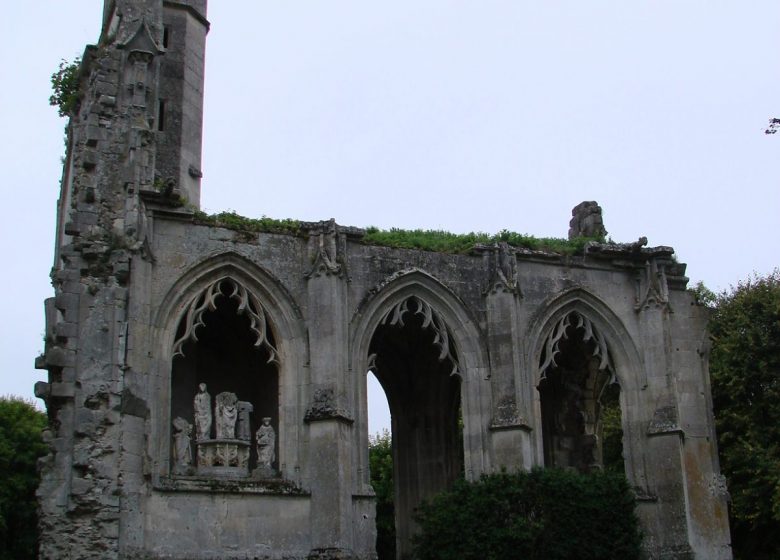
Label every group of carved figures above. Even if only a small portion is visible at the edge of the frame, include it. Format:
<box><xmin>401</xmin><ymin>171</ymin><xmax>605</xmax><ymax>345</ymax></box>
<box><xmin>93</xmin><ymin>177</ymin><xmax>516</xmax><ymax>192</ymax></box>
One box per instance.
<box><xmin>172</xmin><ymin>383</ymin><xmax>275</xmax><ymax>476</ymax></box>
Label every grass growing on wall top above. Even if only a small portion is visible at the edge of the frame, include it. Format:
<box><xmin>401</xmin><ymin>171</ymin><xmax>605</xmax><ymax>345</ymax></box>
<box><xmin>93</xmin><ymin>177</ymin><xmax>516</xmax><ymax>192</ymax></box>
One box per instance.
<box><xmin>363</xmin><ymin>227</ymin><xmax>601</xmax><ymax>255</ymax></box>
<box><xmin>193</xmin><ymin>211</ymin><xmax>302</xmax><ymax>236</ymax></box>
<box><xmin>192</xmin><ymin>210</ymin><xmax>602</xmax><ymax>255</ymax></box>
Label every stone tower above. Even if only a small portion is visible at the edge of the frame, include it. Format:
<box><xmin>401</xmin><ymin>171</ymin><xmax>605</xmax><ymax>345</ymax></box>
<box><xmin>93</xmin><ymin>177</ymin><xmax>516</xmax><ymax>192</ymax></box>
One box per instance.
<box><xmin>36</xmin><ymin>1</ymin><xmax>733</xmax><ymax>559</ymax></box>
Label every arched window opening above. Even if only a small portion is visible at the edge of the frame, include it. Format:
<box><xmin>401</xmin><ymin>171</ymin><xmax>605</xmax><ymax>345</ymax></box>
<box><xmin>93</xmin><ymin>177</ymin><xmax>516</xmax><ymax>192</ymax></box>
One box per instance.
<box><xmin>368</xmin><ymin>296</ymin><xmax>462</xmax><ymax>560</ymax></box>
<box><xmin>538</xmin><ymin>311</ymin><xmax>623</xmax><ymax>473</ymax></box>
<box><xmin>170</xmin><ymin>278</ymin><xmax>279</xmax><ymax>479</ymax></box>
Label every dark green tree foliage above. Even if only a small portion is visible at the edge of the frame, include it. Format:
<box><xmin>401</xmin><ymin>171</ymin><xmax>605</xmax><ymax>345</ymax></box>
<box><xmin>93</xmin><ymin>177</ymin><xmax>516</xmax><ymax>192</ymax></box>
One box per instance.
<box><xmin>709</xmin><ymin>271</ymin><xmax>780</xmax><ymax>560</ymax></box>
<box><xmin>369</xmin><ymin>430</ymin><xmax>395</xmax><ymax>560</ymax></box>
<box><xmin>412</xmin><ymin>468</ymin><xmax>641</xmax><ymax>560</ymax></box>
<box><xmin>0</xmin><ymin>398</ymin><xmax>47</xmax><ymax>560</ymax></box>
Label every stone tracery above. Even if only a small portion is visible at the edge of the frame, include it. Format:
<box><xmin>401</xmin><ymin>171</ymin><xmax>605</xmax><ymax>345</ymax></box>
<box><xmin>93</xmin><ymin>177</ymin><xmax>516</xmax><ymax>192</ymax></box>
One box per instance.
<box><xmin>379</xmin><ymin>295</ymin><xmax>460</xmax><ymax>376</ymax></box>
<box><xmin>172</xmin><ymin>277</ymin><xmax>279</xmax><ymax>363</ymax></box>
<box><xmin>539</xmin><ymin>310</ymin><xmax>613</xmax><ymax>380</ymax></box>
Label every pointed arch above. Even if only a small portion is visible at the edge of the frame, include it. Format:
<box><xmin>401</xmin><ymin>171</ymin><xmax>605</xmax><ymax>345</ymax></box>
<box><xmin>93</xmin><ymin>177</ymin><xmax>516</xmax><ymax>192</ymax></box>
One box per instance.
<box><xmin>350</xmin><ymin>268</ymin><xmax>488</xmax><ymax>379</ymax></box>
<box><xmin>149</xmin><ymin>251</ymin><xmax>307</xmax><ymax>485</ymax></box>
<box><xmin>527</xmin><ymin>287</ymin><xmax>644</xmax><ymax>393</ymax></box>
<box><xmin>350</xmin><ymin>267</ymin><xmax>491</xmax><ymax>484</ymax></box>
<box><xmin>154</xmin><ymin>250</ymin><xmax>305</xmax><ymax>344</ymax></box>
<box><xmin>526</xmin><ymin>287</ymin><xmax>646</xmax><ymax>481</ymax></box>
<box><xmin>350</xmin><ymin>268</ymin><xmax>491</xmax><ymax>557</ymax></box>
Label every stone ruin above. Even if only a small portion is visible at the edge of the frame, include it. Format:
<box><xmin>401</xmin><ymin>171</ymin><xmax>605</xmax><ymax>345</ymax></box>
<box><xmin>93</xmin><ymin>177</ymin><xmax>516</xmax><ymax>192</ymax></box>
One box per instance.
<box><xmin>34</xmin><ymin>1</ymin><xmax>732</xmax><ymax>558</ymax></box>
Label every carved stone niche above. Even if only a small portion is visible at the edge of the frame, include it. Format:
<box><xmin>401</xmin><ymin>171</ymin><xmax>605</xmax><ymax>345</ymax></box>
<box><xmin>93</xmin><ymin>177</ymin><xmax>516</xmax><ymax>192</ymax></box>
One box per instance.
<box><xmin>170</xmin><ymin>278</ymin><xmax>280</xmax><ymax>479</ymax></box>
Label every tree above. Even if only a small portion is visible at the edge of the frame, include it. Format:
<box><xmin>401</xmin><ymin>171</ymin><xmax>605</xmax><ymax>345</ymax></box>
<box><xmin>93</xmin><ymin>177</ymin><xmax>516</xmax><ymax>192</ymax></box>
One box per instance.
<box><xmin>708</xmin><ymin>271</ymin><xmax>780</xmax><ymax>560</ymax></box>
<box><xmin>0</xmin><ymin>397</ymin><xmax>48</xmax><ymax>560</ymax></box>
<box><xmin>369</xmin><ymin>430</ymin><xmax>395</xmax><ymax>560</ymax></box>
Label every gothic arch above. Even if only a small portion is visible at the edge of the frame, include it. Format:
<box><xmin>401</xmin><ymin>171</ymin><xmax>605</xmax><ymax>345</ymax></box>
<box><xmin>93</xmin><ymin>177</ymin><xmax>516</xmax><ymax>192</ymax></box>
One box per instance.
<box><xmin>526</xmin><ymin>287</ymin><xmax>646</xmax><ymax>483</ymax></box>
<box><xmin>350</xmin><ymin>268</ymin><xmax>491</xmax><ymax>481</ymax></box>
<box><xmin>150</xmin><ymin>251</ymin><xmax>307</xmax><ymax>484</ymax></box>
<box><xmin>350</xmin><ymin>268</ymin><xmax>491</xmax><ymax>557</ymax></box>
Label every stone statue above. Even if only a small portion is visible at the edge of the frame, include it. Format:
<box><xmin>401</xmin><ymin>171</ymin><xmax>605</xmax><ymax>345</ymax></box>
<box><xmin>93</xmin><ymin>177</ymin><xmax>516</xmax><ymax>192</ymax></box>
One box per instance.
<box><xmin>237</xmin><ymin>401</ymin><xmax>254</xmax><ymax>441</ymax></box>
<box><xmin>193</xmin><ymin>383</ymin><xmax>212</xmax><ymax>441</ymax></box>
<box><xmin>215</xmin><ymin>392</ymin><xmax>239</xmax><ymax>439</ymax></box>
<box><xmin>172</xmin><ymin>417</ymin><xmax>192</xmax><ymax>474</ymax></box>
<box><xmin>255</xmin><ymin>417</ymin><xmax>276</xmax><ymax>469</ymax></box>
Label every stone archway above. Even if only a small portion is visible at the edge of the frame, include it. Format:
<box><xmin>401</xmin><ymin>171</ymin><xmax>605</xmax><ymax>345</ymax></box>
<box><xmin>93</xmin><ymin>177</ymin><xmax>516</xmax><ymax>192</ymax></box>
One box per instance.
<box><xmin>150</xmin><ymin>252</ymin><xmax>308</xmax><ymax>485</ymax></box>
<box><xmin>537</xmin><ymin>310</ymin><xmax>622</xmax><ymax>472</ymax></box>
<box><xmin>368</xmin><ymin>295</ymin><xmax>463</xmax><ymax>559</ymax></box>
<box><xmin>170</xmin><ymin>277</ymin><xmax>280</xmax><ymax>477</ymax></box>
<box><xmin>528</xmin><ymin>289</ymin><xmax>645</xmax><ymax>485</ymax></box>
<box><xmin>350</xmin><ymin>269</ymin><xmax>491</xmax><ymax>560</ymax></box>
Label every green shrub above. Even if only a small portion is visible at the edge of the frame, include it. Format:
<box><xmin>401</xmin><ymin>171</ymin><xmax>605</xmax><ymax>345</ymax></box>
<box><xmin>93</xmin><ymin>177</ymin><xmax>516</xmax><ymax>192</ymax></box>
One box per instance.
<box><xmin>0</xmin><ymin>398</ymin><xmax>48</xmax><ymax>560</ymax></box>
<box><xmin>412</xmin><ymin>468</ymin><xmax>641</xmax><ymax>560</ymax></box>
<box><xmin>49</xmin><ymin>58</ymin><xmax>81</xmax><ymax>118</ymax></box>
<box><xmin>369</xmin><ymin>430</ymin><xmax>395</xmax><ymax>560</ymax></box>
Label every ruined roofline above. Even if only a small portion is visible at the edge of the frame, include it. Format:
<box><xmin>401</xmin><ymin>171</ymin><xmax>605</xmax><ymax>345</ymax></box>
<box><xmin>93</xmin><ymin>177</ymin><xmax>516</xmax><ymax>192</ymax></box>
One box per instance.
<box><xmin>144</xmin><ymin>199</ymin><xmax>682</xmax><ymax>274</ymax></box>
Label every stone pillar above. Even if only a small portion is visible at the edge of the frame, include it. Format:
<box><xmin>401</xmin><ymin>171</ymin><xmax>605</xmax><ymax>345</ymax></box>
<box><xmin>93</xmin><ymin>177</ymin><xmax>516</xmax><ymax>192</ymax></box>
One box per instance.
<box><xmin>303</xmin><ymin>221</ymin><xmax>357</xmax><ymax>560</ymax></box>
<box><xmin>633</xmin><ymin>259</ymin><xmax>694</xmax><ymax>559</ymax></box>
<box><xmin>481</xmin><ymin>244</ymin><xmax>534</xmax><ymax>471</ymax></box>
<box><xmin>668</xmin><ymin>290</ymin><xmax>732</xmax><ymax>559</ymax></box>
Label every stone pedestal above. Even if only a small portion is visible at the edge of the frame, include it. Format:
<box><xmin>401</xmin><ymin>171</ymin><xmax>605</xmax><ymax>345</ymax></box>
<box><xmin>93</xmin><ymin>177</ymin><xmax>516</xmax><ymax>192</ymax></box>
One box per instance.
<box><xmin>196</xmin><ymin>439</ymin><xmax>250</xmax><ymax>478</ymax></box>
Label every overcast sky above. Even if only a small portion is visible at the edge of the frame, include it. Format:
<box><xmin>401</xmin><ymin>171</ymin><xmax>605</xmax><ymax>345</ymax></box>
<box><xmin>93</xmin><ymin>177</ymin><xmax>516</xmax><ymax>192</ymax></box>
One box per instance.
<box><xmin>2</xmin><ymin>2</ymin><xmax>778</xmax><ymax>434</ymax></box>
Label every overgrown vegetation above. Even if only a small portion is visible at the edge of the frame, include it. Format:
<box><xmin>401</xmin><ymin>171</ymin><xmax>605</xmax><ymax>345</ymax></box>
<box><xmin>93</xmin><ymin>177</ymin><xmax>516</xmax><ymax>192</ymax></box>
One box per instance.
<box><xmin>0</xmin><ymin>398</ymin><xmax>48</xmax><ymax>560</ymax></box>
<box><xmin>192</xmin><ymin>210</ymin><xmax>301</xmax><ymax>236</ymax></box>
<box><xmin>363</xmin><ymin>227</ymin><xmax>602</xmax><ymax>255</ymax></box>
<box><xmin>708</xmin><ymin>271</ymin><xmax>780</xmax><ymax>560</ymax></box>
<box><xmin>191</xmin><ymin>209</ymin><xmax>603</xmax><ymax>255</ymax></box>
<box><xmin>49</xmin><ymin>58</ymin><xmax>81</xmax><ymax>118</ymax></box>
<box><xmin>412</xmin><ymin>468</ymin><xmax>642</xmax><ymax>560</ymax></box>
<box><xmin>369</xmin><ymin>430</ymin><xmax>395</xmax><ymax>560</ymax></box>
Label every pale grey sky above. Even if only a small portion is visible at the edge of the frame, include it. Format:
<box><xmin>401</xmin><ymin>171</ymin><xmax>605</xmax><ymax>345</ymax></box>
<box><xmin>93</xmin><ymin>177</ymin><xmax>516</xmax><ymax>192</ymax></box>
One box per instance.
<box><xmin>2</xmin><ymin>2</ymin><xmax>778</xmax><ymax>434</ymax></box>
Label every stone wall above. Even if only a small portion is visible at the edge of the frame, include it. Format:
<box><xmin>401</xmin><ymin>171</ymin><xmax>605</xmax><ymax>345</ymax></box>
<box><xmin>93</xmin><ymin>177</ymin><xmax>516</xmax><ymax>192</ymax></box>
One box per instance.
<box><xmin>35</xmin><ymin>1</ymin><xmax>733</xmax><ymax>559</ymax></box>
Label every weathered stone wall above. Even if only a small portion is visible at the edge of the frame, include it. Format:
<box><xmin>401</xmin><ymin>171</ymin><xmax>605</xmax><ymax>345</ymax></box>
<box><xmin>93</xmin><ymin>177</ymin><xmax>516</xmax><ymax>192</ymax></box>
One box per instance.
<box><xmin>35</xmin><ymin>1</ymin><xmax>732</xmax><ymax>559</ymax></box>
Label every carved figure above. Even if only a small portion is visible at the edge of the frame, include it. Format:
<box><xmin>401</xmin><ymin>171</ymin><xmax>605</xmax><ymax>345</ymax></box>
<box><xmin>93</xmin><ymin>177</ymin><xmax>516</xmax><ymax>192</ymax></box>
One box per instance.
<box><xmin>193</xmin><ymin>383</ymin><xmax>212</xmax><ymax>441</ymax></box>
<box><xmin>215</xmin><ymin>392</ymin><xmax>239</xmax><ymax>439</ymax></box>
<box><xmin>237</xmin><ymin>401</ymin><xmax>254</xmax><ymax>441</ymax></box>
<box><xmin>172</xmin><ymin>417</ymin><xmax>192</xmax><ymax>474</ymax></box>
<box><xmin>256</xmin><ymin>417</ymin><xmax>276</xmax><ymax>469</ymax></box>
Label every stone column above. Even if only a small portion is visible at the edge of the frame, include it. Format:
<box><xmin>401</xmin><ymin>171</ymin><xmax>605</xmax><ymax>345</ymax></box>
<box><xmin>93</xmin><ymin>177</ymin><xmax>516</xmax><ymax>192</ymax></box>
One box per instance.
<box><xmin>303</xmin><ymin>221</ymin><xmax>357</xmax><ymax>560</ymax></box>
<box><xmin>481</xmin><ymin>245</ymin><xmax>533</xmax><ymax>471</ymax></box>
<box><xmin>633</xmin><ymin>259</ymin><xmax>694</xmax><ymax>559</ymax></box>
<box><xmin>668</xmin><ymin>288</ymin><xmax>732</xmax><ymax>559</ymax></box>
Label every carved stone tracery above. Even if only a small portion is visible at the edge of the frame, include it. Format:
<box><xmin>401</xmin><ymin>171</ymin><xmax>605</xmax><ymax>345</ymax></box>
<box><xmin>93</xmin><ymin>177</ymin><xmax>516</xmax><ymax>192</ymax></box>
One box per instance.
<box><xmin>380</xmin><ymin>296</ymin><xmax>460</xmax><ymax>376</ymax></box>
<box><xmin>539</xmin><ymin>311</ymin><xmax>612</xmax><ymax>380</ymax></box>
<box><xmin>172</xmin><ymin>278</ymin><xmax>279</xmax><ymax>362</ymax></box>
